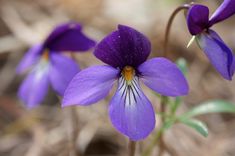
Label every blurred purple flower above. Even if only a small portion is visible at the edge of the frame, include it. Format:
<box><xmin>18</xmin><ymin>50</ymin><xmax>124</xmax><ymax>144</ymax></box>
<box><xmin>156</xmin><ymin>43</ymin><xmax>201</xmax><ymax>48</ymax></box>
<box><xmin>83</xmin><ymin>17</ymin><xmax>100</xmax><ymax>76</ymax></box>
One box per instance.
<box><xmin>62</xmin><ymin>25</ymin><xmax>189</xmax><ymax>140</ymax></box>
<box><xmin>17</xmin><ymin>23</ymin><xmax>96</xmax><ymax>108</ymax></box>
<box><xmin>186</xmin><ymin>0</ymin><xmax>235</xmax><ymax>80</ymax></box>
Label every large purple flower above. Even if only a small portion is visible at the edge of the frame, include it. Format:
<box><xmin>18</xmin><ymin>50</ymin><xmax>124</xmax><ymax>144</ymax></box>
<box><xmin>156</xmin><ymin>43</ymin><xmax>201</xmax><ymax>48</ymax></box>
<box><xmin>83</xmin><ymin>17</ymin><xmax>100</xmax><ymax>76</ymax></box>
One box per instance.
<box><xmin>17</xmin><ymin>23</ymin><xmax>96</xmax><ymax>108</ymax></box>
<box><xmin>186</xmin><ymin>1</ymin><xmax>235</xmax><ymax>80</ymax></box>
<box><xmin>62</xmin><ymin>25</ymin><xmax>189</xmax><ymax>140</ymax></box>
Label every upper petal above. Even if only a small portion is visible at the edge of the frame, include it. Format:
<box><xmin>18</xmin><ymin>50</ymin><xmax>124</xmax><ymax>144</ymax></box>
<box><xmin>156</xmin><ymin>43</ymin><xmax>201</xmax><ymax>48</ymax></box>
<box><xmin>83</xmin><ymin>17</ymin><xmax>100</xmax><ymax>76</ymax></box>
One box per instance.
<box><xmin>18</xmin><ymin>61</ymin><xmax>50</xmax><ymax>108</ymax></box>
<box><xmin>186</xmin><ymin>4</ymin><xmax>209</xmax><ymax>35</ymax></box>
<box><xmin>138</xmin><ymin>58</ymin><xmax>189</xmax><ymax>96</ymax></box>
<box><xmin>209</xmin><ymin>0</ymin><xmax>235</xmax><ymax>26</ymax></box>
<box><xmin>16</xmin><ymin>44</ymin><xmax>43</xmax><ymax>74</ymax></box>
<box><xmin>109</xmin><ymin>76</ymin><xmax>155</xmax><ymax>141</ymax></box>
<box><xmin>49</xmin><ymin>52</ymin><xmax>80</xmax><ymax>96</ymax></box>
<box><xmin>62</xmin><ymin>65</ymin><xmax>119</xmax><ymax>107</ymax></box>
<box><xmin>44</xmin><ymin>22</ymin><xmax>96</xmax><ymax>52</ymax></box>
<box><xmin>94</xmin><ymin>25</ymin><xmax>151</xmax><ymax>68</ymax></box>
<box><xmin>196</xmin><ymin>29</ymin><xmax>234</xmax><ymax>80</ymax></box>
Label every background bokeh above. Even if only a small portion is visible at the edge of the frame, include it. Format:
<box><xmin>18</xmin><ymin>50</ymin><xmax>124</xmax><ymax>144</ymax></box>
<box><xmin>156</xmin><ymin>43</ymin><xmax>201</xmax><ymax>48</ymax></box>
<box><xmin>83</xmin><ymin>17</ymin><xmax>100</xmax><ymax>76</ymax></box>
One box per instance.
<box><xmin>0</xmin><ymin>0</ymin><xmax>235</xmax><ymax>155</ymax></box>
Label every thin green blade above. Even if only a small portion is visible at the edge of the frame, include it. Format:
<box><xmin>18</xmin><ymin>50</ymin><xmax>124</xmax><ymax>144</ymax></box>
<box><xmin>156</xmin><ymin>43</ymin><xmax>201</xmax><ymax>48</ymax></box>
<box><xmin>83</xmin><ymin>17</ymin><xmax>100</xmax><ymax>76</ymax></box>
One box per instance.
<box><xmin>181</xmin><ymin>100</ymin><xmax>235</xmax><ymax>118</ymax></box>
<box><xmin>180</xmin><ymin>118</ymin><xmax>208</xmax><ymax>137</ymax></box>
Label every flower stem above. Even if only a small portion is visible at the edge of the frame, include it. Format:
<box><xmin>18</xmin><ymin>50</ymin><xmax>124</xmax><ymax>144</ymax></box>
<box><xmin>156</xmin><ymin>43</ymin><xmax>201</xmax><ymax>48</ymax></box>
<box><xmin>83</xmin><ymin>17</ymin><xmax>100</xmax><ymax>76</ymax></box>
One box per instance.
<box><xmin>129</xmin><ymin>140</ymin><xmax>136</xmax><ymax>156</ymax></box>
<box><xmin>159</xmin><ymin>4</ymin><xmax>190</xmax><ymax>156</ymax></box>
<box><xmin>64</xmin><ymin>53</ymin><xmax>80</xmax><ymax>156</ymax></box>
<box><xmin>163</xmin><ymin>4</ymin><xmax>191</xmax><ymax>57</ymax></box>
<box><xmin>158</xmin><ymin>96</ymin><xmax>168</xmax><ymax>156</ymax></box>
<box><xmin>65</xmin><ymin>107</ymin><xmax>79</xmax><ymax>156</ymax></box>
<box><xmin>142</xmin><ymin>127</ymin><xmax>164</xmax><ymax>156</ymax></box>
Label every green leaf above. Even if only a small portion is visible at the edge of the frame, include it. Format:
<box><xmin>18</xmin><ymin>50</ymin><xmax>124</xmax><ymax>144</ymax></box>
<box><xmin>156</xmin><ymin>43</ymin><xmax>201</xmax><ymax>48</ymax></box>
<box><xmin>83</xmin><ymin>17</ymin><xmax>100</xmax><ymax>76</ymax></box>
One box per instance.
<box><xmin>181</xmin><ymin>100</ymin><xmax>235</xmax><ymax>118</ymax></box>
<box><xmin>179</xmin><ymin>118</ymin><xmax>208</xmax><ymax>137</ymax></box>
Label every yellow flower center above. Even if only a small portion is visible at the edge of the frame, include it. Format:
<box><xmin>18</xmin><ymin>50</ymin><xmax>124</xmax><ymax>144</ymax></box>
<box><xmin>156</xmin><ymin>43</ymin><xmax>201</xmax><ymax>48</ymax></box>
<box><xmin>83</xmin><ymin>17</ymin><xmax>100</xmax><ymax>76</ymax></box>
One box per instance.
<box><xmin>122</xmin><ymin>66</ymin><xmax>135</xmax><ymax>82</ymax></box>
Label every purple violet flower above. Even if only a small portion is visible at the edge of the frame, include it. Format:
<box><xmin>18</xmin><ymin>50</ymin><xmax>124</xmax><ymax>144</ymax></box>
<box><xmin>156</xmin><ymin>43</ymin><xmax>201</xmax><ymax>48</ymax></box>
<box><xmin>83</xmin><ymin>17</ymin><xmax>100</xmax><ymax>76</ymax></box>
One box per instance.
<box><xmin>186</xmin><ymin>0</ymin><xmax>235</xmax><ymax>80</ymax></box>
<box><xmin>62</xmin><ymin>25</ymin><xmax>189</xmax><ymax>140</ymax></box>
<box><xmin>17</xmin><ymin>23</ymin><xmax>96</xmax><ymax>108</ymax></box>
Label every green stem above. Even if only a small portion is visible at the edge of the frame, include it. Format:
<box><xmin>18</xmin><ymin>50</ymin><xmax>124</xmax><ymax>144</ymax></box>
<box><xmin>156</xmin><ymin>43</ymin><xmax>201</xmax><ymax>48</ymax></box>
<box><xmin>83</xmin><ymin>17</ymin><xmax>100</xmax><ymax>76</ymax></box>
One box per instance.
<box><xmin>158</xmin><ymin>96</ymin><xmax>167</xmax><ymax>156</ymax></box>
<box><xmin>159</xmin><ymin>4</ymin><xmax>190</xmax><ymax>156</ymax></box>
<box><xmin>142</xmin><ymin>127</ymin><xmax>164</xmax><ymax>156</ymax></box>
<box><xmin>142</xmin><ymin>4</ymin><xmax>191</xmax><ymax>156</ymax></box>
<box><xmin>171</xmin><ymin>97</ymin><xmax>182</xmax><ymax>115</ymax></box>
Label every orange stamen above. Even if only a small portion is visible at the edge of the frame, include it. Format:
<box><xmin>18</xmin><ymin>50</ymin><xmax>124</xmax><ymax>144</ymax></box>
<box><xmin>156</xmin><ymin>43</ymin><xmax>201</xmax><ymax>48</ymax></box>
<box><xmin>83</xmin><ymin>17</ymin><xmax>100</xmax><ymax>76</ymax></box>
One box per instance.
<box><xmin>42</xmin><ymin>50</ymin><xmax>49</xmax><ymax>60</ymax></box>
<box><xmin>122</xmin><ymin>66</ymin><xmax>135</xmax><ymax>81</ymax></box>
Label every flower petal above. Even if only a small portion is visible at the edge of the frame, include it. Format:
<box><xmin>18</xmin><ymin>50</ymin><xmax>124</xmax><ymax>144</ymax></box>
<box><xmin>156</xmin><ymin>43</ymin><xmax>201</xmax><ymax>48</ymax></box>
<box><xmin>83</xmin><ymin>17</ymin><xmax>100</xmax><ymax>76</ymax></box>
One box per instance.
<box><xmin>186</xmin><ymin>4</ymin><xmax>209</xmax><ymax>35</ymax></box>
<box><xmin>18</xmin><ymin>61</ymin><xmax>50</xmax><ymax>108</ymax></box>
<box><xmin>49</xmin><ymin>52</ymin><xmax>80</xmax><ymax>96</ymax></box>
<box><xmin>138</xmin><ymin>58</ymin><xmax>189</xmax><ymax>96</ymax></box>
<box><xmin>16</xmin><ymin>44</ymin><xmax>43</xmax><ymax>74</ymax></box>
<box><xmin>44</xmin><ymin>22</ymin><xmax>96</xmax><ymax>52</ymax></box>
<box><xmin>94</xmin><ymin>25</ymin><xmax>151</xmax><ymax>68</ymax></box>
<box><xmin>209</xmin><ymin>0</ymin><xmax>235</xmax><ymax>26</ymax></box>
<box><xmin>62</xmin><ymin>65</ymin><xmax>119</xmax><ymax>107</ymax></box>
<box><xmin>196</xmin><ymin>29</ymin><xmax>234</xmax><ymax>80</ymax></box>
<box><xmin>109</xmin><ymin>76</ymin><xmax>155</xmax><ymax>141</ymax></box>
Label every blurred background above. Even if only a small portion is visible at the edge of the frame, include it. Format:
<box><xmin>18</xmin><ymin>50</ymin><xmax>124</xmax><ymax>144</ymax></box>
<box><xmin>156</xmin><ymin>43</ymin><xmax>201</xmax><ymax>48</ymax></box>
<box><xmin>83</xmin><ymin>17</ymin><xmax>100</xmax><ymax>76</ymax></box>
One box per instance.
<box><xmin>0</xmin><ymin>0</ymin><xmax>235</xmax><ymax>155</ymax></box>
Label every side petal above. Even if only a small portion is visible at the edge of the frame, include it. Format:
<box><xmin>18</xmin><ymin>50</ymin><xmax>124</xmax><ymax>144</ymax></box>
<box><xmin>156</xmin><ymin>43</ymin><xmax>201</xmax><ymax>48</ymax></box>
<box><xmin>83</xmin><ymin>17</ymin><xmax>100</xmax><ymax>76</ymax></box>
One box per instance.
<box><xmin>49</xmin><ymin>52</ymin><xmax>80</xmax><ymax>96</ymax></box>
<box><xmin>94</xmin><ymin>25</ymin><xmax>151</xmax><ymax>68</ymax></box>
<box><xmin>44</xmin><ymin>22</ymin><xmax>96</xmax><ymax>52</ymax></box>
<box><xmin>138</xmin><ymin>58</ymin><xmax>189</xmax><ymax>96</ymax></box>
<box><xmin>109</xmin><ymin>76</ymin><xmax>155</xmax><ymax>141</ymax></box>
<box><xmin>209</xmin><ymin>0</ymin><xmax>235</xmax><ymax>26</ymax></box>
<box><xmin>196</xmin><ymin>29</ymin><xmax>234</xmax><ymax>80</ymax></box>
<box><xmin>62</xmin><ymin>65</ymin><xmax>119</xmax><ymax>107</ymax></box>
<box><xmin>186</xmin><ymin>4</ymin><xmax>209</xmax><ymax>35</ymax></box>
<box><xmin>16</xmin><ymin>44</ymin><xmax>43</xmax><ymax>74</ymax></box>
<box><xmin>232</xmin><ymin>55</ymin><xmax>235</xmax><ymax>76</ymax></box>
<box><xmin>18</xmin><ymin>62</ymin><xmax>50</xmax><ymax>108</ymax></box>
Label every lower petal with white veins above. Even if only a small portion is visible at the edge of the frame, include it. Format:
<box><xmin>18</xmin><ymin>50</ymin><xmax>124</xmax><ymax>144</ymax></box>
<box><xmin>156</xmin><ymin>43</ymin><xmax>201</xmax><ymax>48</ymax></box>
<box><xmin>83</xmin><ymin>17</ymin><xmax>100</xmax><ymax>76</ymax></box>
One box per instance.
<box><xmin>109</xmin><ymin>76</ymin><xmax>155</xmax><ymax>141</ymax></box>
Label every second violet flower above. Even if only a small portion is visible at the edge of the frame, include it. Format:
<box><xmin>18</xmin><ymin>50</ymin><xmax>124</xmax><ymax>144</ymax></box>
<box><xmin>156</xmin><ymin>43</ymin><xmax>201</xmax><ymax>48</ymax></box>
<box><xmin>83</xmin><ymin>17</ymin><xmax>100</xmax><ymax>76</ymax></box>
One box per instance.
<box><xmin>17</xmin><ymin>23</ymin><xmax>96</xmax><ymax>108</ymax></box>
<box><xmin>63</xmin><ymin>25</ymin><xmax>189</xmax><ymax>140</ymax></box>
<box><xmin>186</xmin><ymin>0</ymin><xmax>235</xmax><ymax>80</ymax></box>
